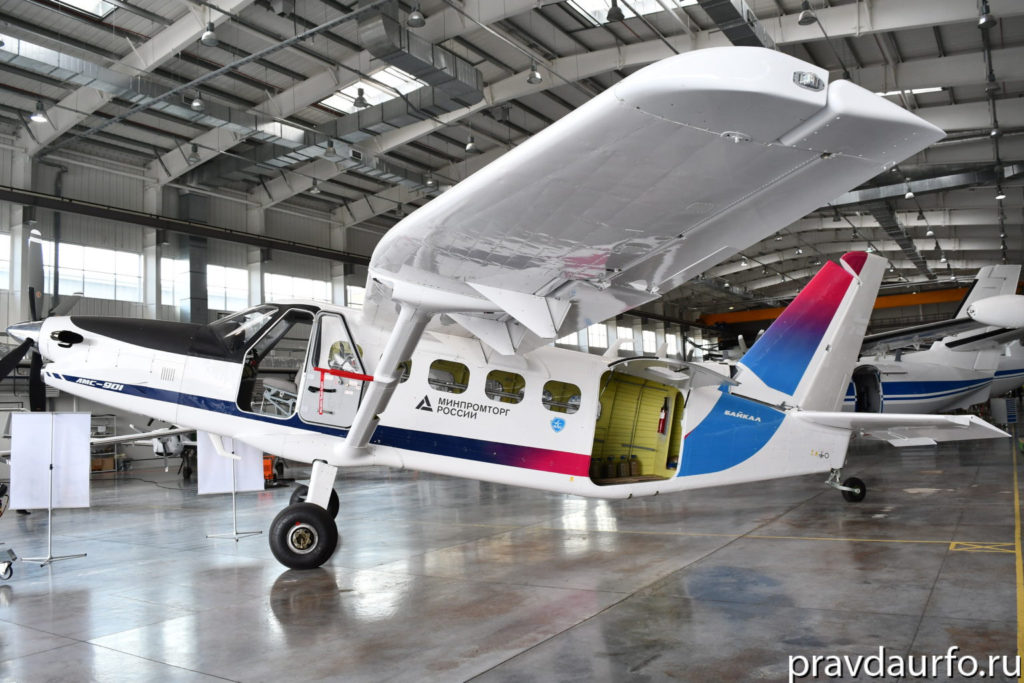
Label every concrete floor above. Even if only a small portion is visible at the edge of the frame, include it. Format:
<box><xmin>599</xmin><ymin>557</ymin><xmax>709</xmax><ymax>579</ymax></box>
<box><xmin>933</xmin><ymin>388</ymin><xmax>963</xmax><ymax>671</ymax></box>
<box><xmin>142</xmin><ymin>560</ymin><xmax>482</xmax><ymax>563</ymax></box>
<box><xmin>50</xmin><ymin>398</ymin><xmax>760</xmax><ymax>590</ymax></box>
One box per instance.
<box><xmin>0</xmin><ymin>437</ymin><xmax>1019</xmax><ymax>682</ymax></box>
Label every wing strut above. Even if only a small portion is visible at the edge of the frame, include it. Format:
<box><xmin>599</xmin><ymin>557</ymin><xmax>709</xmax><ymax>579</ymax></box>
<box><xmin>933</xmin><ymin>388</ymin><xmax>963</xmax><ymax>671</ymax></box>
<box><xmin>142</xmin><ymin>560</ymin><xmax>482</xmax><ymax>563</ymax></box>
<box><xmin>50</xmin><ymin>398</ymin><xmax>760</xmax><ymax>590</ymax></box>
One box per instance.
<box><xmin>342</xmin><ymin>304</ymin><xmax>431</xmax><ymax>456</ymax></box>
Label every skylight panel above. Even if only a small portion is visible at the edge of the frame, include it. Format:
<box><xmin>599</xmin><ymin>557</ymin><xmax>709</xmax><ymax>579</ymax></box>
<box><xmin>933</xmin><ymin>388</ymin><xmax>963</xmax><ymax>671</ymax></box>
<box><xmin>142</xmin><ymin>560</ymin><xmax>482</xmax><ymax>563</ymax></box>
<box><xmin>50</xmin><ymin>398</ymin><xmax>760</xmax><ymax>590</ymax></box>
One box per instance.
<box><xmin>566</xmin><ymin>0</ymin><xmax>698</xmax><ymax>26</ymax></box>
<box><xmin>874</xmin><ymin>87</ymin><xmax>944</xmax><ymax>97</ymax></box>
<box><xmin>320</xmin><ymin>66</ymin><xmax>426</xmax><ymax>115</ymax></box>
<box><xmin>57</xmin><ymin>0</ymin><xmax>117</xmax><ymax>18</ymax></box>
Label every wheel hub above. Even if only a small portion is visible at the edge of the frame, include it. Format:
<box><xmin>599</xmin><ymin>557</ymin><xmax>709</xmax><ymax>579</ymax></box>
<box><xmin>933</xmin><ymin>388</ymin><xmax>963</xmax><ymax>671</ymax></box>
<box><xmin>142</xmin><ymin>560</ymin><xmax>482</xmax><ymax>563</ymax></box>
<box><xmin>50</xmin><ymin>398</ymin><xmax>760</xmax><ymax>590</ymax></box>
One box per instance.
<box><xmin>287</xmin><ymin>522</ymin><xmax>318</xmax><ymax>554</ymax></box>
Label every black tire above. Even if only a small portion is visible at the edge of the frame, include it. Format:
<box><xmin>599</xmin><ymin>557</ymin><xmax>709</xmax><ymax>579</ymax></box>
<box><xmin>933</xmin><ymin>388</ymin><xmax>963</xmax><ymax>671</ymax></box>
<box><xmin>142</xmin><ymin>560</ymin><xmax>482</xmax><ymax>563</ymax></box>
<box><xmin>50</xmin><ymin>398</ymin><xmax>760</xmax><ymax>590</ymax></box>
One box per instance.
<box><xmin>269</xmin><ymin>503</ymin><xmax>339</xmax><ymax>570</ymax></box>
<box><xmin>841</xmin><ymin>477</ymin><xmax>867</xmax><ymax>503</ymax></box>
<box><xmin>289</xmin><ymin>484</ymin><xmax>340</xmax><ymax>518</ymax></box>
<box><xmin>0</xmin><ymin>564</ymin><xmax>12</xmax><ymax>581</ymax></box>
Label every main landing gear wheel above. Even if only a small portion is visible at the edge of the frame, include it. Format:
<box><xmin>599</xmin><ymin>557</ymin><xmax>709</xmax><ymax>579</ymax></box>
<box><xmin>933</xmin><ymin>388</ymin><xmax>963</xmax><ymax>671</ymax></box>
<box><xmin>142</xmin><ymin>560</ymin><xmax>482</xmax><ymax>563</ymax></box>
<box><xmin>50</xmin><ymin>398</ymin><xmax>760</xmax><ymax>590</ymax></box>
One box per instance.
<box><xmin>269</xmin><ymin>503</ymin><xmax>339</xmax><ymax>570</ymax></box>
<box><xmin>289</xmin><ymin>485</ymin><xmax>340</xmax><ymax>518</ymax></box>
<box><xmin>841</xmin><ymin>477</ymin><xmax>867</xmax><ymax>503</ymax></box>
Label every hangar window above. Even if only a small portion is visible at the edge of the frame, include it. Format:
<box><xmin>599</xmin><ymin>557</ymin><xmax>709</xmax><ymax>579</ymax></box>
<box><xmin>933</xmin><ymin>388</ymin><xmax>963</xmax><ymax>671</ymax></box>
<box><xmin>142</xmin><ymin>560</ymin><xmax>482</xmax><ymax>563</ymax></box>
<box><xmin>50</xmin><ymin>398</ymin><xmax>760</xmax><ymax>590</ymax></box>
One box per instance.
<box><xmin>264</xmin><ymin>273</ymin><xmax>331</xmax><ymax>303</ymax></box>
<box><xmin>0</xmin><ymin>233</ymin><xmax>10</xmax><ymax>289</ymax></box>
<box><xmin>485</xmin><ymin>370</ymin><xmax>525</xmax><ymax>404</ymax></box>
<box><xmin>543</xmin><ymin>380</ymin><xmax>581</xmax><ymax>414</ymax></box>
<box><xmin>42</xmin><ymin>241</ymin><xmax>141</xmax><ymax>302</ymax></box>
<box><xmin>642</xmin><ymin>330</ymin><xmax>657</xmax><ymax>354</ymax></box>
<box><xmin>346</xmin><ymin>285</ymin><xmax>365</xmax><ymax>310</ymax></box>
<box><xmin>428</xmin><ymin>360</ymin><xmax>469</xmax><ymax>394</ymax></box>
<box><xmin>161</xmin><ymin>258</ymin><xmax>187</xmax><ymax>305</ymax></box>
<box><xmin>208</xmin><ymin>265</ymin><xmax>248</xmax><ymax>311</ymax></box>
<box><xmin>587</xmin><ymin>324</ymin><xmax>607</xmax><ymax>348</ymax></box>
<box><xmin>617</xmin><ymin>326</ymin><xmax>634</xmax><ymax>352</ymax></box>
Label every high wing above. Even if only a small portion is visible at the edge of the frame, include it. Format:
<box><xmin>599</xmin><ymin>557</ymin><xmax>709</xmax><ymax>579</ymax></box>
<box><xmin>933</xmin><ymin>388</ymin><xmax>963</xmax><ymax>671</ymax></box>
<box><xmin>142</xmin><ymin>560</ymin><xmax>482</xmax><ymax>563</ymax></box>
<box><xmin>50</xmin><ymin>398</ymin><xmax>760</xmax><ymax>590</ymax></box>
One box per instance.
<box><xmin>793</xmin><ymin>411</ymin><xmax>1008</xmax><ymax>447</ymax></box>
<box><xmin>861</xmin><ymin>265</ymin><xmax>1023</xmax><ymax>355</ymax></box>
<box><xmin>363</xmin><ymin>46</ymin><xmax>943</xmax><ymax>355</ymax></box>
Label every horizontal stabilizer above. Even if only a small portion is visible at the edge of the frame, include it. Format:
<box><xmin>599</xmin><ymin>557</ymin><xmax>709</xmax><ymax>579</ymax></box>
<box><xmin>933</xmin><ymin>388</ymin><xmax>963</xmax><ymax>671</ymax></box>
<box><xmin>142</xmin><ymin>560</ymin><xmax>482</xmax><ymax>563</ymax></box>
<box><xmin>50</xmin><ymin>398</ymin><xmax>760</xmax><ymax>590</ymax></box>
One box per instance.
<box><xmin>792</xmin><ymin>411</ymin><xmax>1008</xmax><ymax>446</ymax></box>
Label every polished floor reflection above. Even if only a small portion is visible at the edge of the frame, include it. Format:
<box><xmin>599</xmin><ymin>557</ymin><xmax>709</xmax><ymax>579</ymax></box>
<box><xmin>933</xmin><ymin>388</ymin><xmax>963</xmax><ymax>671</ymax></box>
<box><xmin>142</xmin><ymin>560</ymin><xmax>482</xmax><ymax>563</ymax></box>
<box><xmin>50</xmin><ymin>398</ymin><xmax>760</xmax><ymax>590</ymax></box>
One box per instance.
<box><xmin>0</xmin><ymin>437</ymin><xmax>1018</xmax><ymax>681</ymax></box>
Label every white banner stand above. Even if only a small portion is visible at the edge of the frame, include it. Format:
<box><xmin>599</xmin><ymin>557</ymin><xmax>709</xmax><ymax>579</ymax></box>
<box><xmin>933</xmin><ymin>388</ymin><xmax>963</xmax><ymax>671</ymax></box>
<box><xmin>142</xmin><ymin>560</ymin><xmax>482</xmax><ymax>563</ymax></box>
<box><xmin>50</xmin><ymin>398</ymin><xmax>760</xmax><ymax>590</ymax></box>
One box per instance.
<box><xmin>11</xmin><ymin>413</ymin><xmax>89</xmax><ymax>567</ymax></box>
<box><xmin>197</xmin><ymin>432</ymin><xmax>262</xmax><ymax>542</ymax></box>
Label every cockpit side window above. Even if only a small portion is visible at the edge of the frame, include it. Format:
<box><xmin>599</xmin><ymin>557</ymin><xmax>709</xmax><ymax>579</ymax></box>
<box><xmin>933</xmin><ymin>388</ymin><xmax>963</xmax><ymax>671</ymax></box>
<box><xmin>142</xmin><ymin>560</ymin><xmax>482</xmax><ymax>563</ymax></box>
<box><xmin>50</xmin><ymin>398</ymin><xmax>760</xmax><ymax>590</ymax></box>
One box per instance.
<box><xmin>209</xmin><ymin>305</ymin><xmax>279</xmax><ymax>351</ymax></box>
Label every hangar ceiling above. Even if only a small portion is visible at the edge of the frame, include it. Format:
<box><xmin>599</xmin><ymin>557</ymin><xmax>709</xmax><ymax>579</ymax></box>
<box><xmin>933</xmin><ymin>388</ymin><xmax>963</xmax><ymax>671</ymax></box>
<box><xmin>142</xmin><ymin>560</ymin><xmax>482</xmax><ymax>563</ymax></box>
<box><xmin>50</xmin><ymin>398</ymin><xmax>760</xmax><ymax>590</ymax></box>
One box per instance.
<box><xmin>0</xmin><ymin>0</ymin><xmax>1021</xmax><ymax>319</ymax></box>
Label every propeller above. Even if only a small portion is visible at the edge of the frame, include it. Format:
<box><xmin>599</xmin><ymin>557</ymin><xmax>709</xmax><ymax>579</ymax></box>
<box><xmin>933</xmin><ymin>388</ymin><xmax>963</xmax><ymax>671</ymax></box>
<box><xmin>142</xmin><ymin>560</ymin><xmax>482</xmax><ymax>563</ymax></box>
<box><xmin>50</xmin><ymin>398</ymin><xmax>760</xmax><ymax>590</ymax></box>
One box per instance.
<box><xmin>1</xmin><ymin>230</ymin><xmax>80</xmax><ymax>411</ymax></box>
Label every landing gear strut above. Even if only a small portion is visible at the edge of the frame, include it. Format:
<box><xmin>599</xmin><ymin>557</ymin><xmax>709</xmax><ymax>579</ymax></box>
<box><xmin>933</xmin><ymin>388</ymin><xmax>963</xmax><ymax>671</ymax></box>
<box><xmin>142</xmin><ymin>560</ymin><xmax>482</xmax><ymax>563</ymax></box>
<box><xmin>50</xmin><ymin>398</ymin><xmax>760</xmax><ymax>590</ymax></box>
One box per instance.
<box><xmin>289</xmin><ymin>485</ymin><xmax>340</xmax><ymax>518</ymax></box>
<box><xmin>826</xmin><ymin>468</ymin><xmax>866</xmax><ymax>502</ymax></box>
<box><xmin>269</xmin><ymin>460</ymin><xmax>340</xmax><ymax>569</ymax></box>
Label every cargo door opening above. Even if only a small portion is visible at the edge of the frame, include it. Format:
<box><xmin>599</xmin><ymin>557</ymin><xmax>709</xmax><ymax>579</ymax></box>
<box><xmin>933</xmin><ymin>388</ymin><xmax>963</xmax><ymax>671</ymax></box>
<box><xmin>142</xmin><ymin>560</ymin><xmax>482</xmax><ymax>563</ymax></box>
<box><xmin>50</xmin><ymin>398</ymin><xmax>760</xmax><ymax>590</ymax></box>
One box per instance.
<box><xmin>590</xmin><ymin>371</ymin><xmax>682</xmax><ymax>484</ymax></box>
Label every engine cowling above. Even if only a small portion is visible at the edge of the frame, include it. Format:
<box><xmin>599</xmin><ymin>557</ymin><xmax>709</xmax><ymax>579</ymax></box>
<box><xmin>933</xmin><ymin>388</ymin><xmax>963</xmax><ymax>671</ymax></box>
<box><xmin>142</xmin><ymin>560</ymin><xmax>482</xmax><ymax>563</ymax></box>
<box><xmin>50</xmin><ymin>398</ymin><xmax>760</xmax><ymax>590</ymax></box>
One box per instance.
<box><xmin>966</xmin><ymin>294</ymin><xmax>1024</xmax><ymax>328</ymax></box>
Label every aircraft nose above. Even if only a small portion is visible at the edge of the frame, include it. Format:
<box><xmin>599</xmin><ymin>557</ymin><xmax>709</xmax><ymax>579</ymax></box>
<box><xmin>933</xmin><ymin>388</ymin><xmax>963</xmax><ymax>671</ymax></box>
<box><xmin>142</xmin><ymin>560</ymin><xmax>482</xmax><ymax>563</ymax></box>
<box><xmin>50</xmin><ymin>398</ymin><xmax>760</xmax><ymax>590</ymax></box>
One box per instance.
<box><xmin>7</xmin><ymin>320</ymin><xmax>42</xmax><ymax>344</ymax></box>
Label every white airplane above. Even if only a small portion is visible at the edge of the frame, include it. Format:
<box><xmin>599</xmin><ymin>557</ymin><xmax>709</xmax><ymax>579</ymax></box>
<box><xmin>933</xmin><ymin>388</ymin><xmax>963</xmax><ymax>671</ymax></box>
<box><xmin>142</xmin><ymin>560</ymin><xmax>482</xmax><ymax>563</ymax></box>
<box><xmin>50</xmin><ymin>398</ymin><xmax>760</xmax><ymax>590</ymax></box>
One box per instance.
<box><xmin>6</xmin><ymin>47</ymin><xmax>1001</xmax><ymax>572</ymax></box>
<box><xmin>845</xmin><ymin>265</ymin><xmax>1024</xmax><ymax>414</ymax></box>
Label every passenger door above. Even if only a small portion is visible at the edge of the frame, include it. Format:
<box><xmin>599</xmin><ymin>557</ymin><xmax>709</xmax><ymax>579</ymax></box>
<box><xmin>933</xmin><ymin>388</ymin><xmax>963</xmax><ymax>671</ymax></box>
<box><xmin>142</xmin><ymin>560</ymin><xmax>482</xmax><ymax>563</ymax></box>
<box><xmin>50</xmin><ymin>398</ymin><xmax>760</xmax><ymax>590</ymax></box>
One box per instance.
<box><xmin>297</xmin><ymin>312</ymin><xmax>366</xmax><ymax>429</ymax></box>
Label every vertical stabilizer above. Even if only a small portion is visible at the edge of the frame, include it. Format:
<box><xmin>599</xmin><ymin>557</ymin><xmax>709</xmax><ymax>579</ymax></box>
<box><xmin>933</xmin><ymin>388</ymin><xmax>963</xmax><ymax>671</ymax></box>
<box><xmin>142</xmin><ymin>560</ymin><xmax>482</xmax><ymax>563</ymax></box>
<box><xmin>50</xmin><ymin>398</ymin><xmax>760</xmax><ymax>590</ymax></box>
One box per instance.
<box><xmin>954</xmin><ymin>265</ymin><xmax>1022</xmax><ymax>319</ymax></box>
<box><xmin>733</xmin><ymin>252</ymin><xmax>886</xmax><ymax>411</ymax></box>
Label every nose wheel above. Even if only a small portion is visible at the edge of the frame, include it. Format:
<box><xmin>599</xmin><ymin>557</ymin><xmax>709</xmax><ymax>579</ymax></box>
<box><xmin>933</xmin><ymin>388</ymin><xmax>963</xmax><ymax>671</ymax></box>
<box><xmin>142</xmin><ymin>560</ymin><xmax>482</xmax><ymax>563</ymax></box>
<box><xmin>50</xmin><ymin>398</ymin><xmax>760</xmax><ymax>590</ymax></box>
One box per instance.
<box><xmin>269</xmin><ymin>503</ymin><xmax>339</xmax><ymax>570</ymax></box>
<box><xmin>826</xmin><ymin>469</ymin><xmax>867</xmax><ymax>502</ymax></box>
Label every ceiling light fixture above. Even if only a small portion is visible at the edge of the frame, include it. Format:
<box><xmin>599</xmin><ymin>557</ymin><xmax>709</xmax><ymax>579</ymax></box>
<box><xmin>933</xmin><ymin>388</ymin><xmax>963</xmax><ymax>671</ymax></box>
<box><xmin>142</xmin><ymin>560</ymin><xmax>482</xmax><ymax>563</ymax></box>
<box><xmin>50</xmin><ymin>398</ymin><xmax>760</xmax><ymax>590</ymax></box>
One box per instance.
<box><xmin>29</xmin><ymin>100</ymin><xmax>48</xmax><ymax>124</ymax></box>
<box><xmin>352</xmin><ymin>87</ymin><xmax>369</xmax><ymax>108</ymax></box>
<box><xmin>832</xmin><ymin>207</ymin><xmax>841</xmax><ymax>222</ymax></box>
<box><xmin>200</xmin><ymin>22</ymin><xmax>218</xmax><ymax>48</ymax></box>
<box><xmin>606</xmin><ymin>0</ymin><xmax>624</xmax><ymax>22</ymax></box>
<box><xmin>904</xmin><ymin>179</ymin><xmax>914</xmax><ymax>200</ymax></box>
<box><xmin>190</xmin><ymin>94</ymin><xmax>204</xmax><ymax>112</ymax></box>
<box><xmin>926</xmin><ymin>228</ymin><xmax>934</xmax><ymax>237</ymax></box>
<box><xmin>940</xmin><ymin>253</ymin><xmax>947</xmax><ymax>263</ymax></box>
<box><xmin>795</xmin><ymin>247</ymin><xmax>804</xmax><ymax>255</ymax></box>
<box><xmin>978</xmin><ymin>0</ymin><xmax>997</xmax><ymax>29</ymax></box>
<box><xmin>917</xmin><ymin>210</ymin><xmax>925</xmax><ymax>221</ymax></box>
<box><xmin>797</xmin><ymin>1</ymin><xmax>817</xmax><ymax>26</ymax></box>
<box><xmin>996</xmin><ymin>186</ymin><xmax>1007</xmax><ymax>201</ymax></box>
<box><xmin>425</xmin><ymin>175</ymin><xmax>436</xmax><ymax>187</ymax></box>
<box><xmin>465</xmin><ymin>135</ymin><xmax>477</xmax><ymax>153</ymax></box>
<box><xmin>407</xmin><ymin>4</ymin><xmax>426</xmax><ymax>28</ymax></box>
<box><xmin>187</xmin><ymin>143</ymin><xmax>201</xmax><ymax>164</ymax></box>
<box><xmin>527</xmin><ymin>62</ymin><xmax>543</xmax><ymax>85</ymax></box>
<box><xmin>309</xmin><ymin>179</ymin><xmax>321</xmax><ymax>195</ymax></box>
<box><xmin>323</xmin><ymin>140</ymin><xmax>338</xmax><ymax>158</ymax></box>
<box><xmin>740</xmin><ymin>257</ymin><xmax>748</xmax><ymax>267</ymax></box>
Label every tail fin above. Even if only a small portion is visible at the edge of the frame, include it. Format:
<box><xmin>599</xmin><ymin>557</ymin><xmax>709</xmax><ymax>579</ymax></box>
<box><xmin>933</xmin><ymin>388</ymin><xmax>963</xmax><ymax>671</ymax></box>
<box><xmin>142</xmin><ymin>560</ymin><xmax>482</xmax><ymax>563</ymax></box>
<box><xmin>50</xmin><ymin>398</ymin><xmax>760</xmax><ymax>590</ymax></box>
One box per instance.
<box><xmin>954</xmin><ymin>264</ymin><xmax>1022</xmax><ymax>319</ymax></box>
<box><xmin>733</xmin><ymin>252</ymin><xmax>885</xmax><ymax>411</ymax></box>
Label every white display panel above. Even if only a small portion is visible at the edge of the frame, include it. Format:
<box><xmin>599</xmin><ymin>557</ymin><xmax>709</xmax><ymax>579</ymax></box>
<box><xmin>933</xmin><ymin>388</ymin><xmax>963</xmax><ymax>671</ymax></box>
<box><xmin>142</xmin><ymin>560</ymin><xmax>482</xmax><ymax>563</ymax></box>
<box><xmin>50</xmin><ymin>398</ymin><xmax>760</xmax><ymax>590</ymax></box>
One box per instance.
<box><xmin>10</xmin><ymin>412</ymin><xmax>91</xmax><ymax>509</ymax></box>
<box><xmin>196</xmin><ymin>432</ymin><xmax>264</xmax><ymax>494</ymax></box>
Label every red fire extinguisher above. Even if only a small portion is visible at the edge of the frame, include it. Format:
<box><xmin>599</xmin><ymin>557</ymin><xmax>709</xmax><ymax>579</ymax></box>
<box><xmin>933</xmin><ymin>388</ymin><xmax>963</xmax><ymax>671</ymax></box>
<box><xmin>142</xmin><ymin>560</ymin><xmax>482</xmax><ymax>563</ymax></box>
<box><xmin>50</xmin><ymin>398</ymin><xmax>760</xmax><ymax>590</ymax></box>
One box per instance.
<box><xmin>657</xmin><ymin>397</ymin><xmax>668</xmax><ymax>434</ymax></box>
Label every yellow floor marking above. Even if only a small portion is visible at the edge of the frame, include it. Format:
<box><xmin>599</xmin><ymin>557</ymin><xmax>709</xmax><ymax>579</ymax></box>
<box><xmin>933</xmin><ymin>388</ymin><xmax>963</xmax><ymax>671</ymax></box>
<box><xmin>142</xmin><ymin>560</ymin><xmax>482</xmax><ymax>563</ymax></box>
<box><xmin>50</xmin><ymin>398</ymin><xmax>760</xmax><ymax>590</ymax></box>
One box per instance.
<box><xmin>1013</xmin><ymin>423</ymin><xmax>1024</xmax><ymax>683</ymax></box>
<box><xmin>949</xmin><ymin>541</ymin><xmax>1015</xmax><ymax>554</ymax></box>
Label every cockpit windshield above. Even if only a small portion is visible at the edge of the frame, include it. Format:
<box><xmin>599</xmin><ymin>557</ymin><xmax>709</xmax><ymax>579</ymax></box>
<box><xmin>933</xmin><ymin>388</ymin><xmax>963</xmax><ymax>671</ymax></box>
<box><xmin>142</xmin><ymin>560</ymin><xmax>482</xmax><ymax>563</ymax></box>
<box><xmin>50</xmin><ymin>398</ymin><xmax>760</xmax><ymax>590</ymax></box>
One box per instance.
<box><xmin>208</xmin><ymin>305</ymin><xmax>278</xmax><ymax>353</ymax></box>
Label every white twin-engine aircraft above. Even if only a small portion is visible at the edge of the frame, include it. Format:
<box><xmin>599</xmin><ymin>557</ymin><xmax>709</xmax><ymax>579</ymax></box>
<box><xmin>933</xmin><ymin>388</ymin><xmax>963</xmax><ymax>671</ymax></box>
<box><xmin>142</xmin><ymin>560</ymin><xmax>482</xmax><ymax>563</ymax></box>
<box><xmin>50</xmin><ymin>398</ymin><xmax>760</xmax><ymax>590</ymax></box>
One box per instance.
<box><xmin>846</xmin><ymin>265</ymin><xmax>1024</xmax><ymax>414</ymax></box>
<box><xmin>5</xmin><ymin>47</ymin><xmax>1007</xmax><ymax>570</ymax></box>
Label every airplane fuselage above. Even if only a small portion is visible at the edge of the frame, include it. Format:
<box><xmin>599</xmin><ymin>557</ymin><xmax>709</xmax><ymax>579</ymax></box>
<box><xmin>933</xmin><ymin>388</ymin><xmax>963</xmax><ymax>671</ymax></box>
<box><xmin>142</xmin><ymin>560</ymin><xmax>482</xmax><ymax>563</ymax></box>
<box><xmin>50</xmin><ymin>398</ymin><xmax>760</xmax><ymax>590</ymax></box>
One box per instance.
<box><xmin>844</xmin><ymin>341</ymin><xmax>1024</xmax><ymax>414</ymax></box>
<box><xmin>34</xmin><ymin>302</ymin><xmax>852</xmax><ymax>501</ymax></box>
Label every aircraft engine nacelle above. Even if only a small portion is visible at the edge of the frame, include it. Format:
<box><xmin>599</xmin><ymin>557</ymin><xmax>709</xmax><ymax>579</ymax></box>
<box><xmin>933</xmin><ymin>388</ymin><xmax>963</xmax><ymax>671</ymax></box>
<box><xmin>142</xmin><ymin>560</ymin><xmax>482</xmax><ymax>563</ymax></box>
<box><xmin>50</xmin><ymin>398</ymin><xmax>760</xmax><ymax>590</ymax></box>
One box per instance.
<box><xmin>850</xmin><ymin>365</ymin><xmax>883</xmax><ymax>413</ymax></box>
<box><xmin>966</xmin><ymin>294</ymin><xmax>1024</xmax><ymax>329</ymax></box>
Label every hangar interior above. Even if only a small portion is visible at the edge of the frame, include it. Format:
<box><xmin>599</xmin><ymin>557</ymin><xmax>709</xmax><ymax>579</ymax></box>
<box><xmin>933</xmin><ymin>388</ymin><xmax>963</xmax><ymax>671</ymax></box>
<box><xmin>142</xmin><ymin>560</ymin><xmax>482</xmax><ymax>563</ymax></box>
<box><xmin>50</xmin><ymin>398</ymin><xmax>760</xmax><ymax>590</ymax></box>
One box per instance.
<box><xmin>1</xmin><ymin>0</ymin><xmax>1023</xmax><ymax>679</ymax></box>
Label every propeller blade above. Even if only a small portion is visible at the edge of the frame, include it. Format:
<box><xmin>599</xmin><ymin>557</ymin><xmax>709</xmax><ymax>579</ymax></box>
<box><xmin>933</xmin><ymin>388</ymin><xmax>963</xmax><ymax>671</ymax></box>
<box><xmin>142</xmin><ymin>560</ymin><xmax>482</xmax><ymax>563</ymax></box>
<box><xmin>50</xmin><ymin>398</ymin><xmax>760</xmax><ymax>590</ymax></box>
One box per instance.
<box><xmin>27</xmin><ymin>231</ymin><xmax>44</xmax><ymax>321</ymax></box>
<box><xmin>0</xmin><ymin>339</ymin><xmax>33</xmax><ymax>381</ymax></box>
<box><xmin>29</xmin><ymin>351</ymin><xmax>45</xmax><ymax>412</ymax></box>
<box><xmin>28</xmin><ymin>286</ymin><xmax>38</xmax><ymax>322</ymax></box>
<box><xmin>49</xmin><ymin>294</ymin><xmax>81</xmax><ymax>318</ymax></box>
